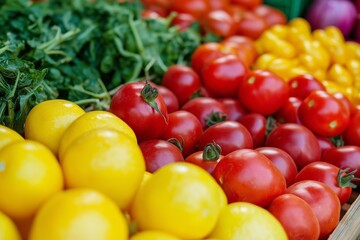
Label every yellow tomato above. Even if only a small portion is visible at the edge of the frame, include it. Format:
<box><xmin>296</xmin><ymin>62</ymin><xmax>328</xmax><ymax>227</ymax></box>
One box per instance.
<box><xmin>327</xmin><ymin>64</ymin><xmax>353</xmax><ymax>87</ymax></box>
<box><xmin>253</xmin><ymin>53</ymin><xmax>277</xmax><ymax>70</ymax></box>
<box><xmin>131</xmin><ymin>162</ymin><xmax>225</xmax><ymax>240</ymax></box>
<box><xmin>345</xmin><ymin>42</ymin><xmax>360</xmax><ymax>60</ymax></box>
<box><xmin>58</xmin><ymin>110</ymin><xmax>136</xmax><ymax>160</ymax></box>
<box><xmin>288</xmin><ymin>18</ymin><xmax>312</xmax><ymax>36</ymax></box>
<box><xmin>61</xmin><ymin>128</ymin><xmax>145</xmax><ymax>210</ymax></box>
<box><xmin>29</xmin><ymin>188</ymin><xmax>128</xmax><ymax>240</ymax></box>
<box><xmin>267</xmin><ymin>58</ymin><xmax>299</xmax><ymax>80</ymax></box>
<box><xmin>257</xmin><ymin>32</ymin><xmax>296</xmax><ymax>58</ymax></box>
<box><xmin>267</xmin><ymin>25</ymin><xmax>289</xmax><ymax>39</ymax></box>
<box><xmin>0</xmin><ymin>140</ymin><xmax>63</xmax><ymax>219</ymax></box>
<box><xmin>0</xmin><ymin>125</ymin><xmax>24</xmax><ymax>151</ymax></box>
<box><xmin>130</xmin><ymin>230</ymin><xmax>181</xmax><ymax>240</ymax></box>
<box><xmin>0</xmin><ymin>211</ymin><xmax>21</xmax><ymax>240</ymax></box>
<box><xmin>24</xmin><ymin>99</ymin><xmax>85</xmax><ymax>155</ymax></box>
<box><xmin>209</xmin><ymin>202</ymin><xmax>288</xmax><ymax>240</ymax></box>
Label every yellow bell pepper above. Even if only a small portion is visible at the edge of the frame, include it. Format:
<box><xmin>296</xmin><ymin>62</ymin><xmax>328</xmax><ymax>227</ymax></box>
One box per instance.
<box><xmin>253</xmin><ymin>53</ymin><xmax>277</xmax><ymax>70</ymax></box>
<box><xmin>321</xmin><ymin>80</ymin><xmax>346</xmax><ymax>95</ymax></box>
<box><xmin>256</xmin><ymin>31</ymin><xmax>296</xmax><ymax>58</ymax></box>
<box><xmin>288</xmin><ymin>18</ymin><xmax>312</xmax><ymax>37</ymax></box>
<box><xmin>312</xmin><ymin>69</ymin><xmax>327</xmax><ymax>81</ymax></box>
<box><xmin>324</xmin><ymin>26</ymin><xmax>345</xmax><ymax>43</ymax></box>
<box><xmin>267</xmin><ymin>25</ymin><xmax>289</xmax><ymax>39</ymax></box>
<box><xmin>346</xmin><ymin>59</ymin><xmax>360</xmax><ymax>86</ymax></box>
<box><xmin>327</xmin><ymin>64</ymin><xmax>353</xmax><ymax>87</ymax></box>
<box><xmin>297</xmin><ymin>40</ymin><xmax>330</xmax><ymax>70</ymax></box>
<box><xmin>345</xmin><ymin>42</ymin><xmax>360</xmax><ymax>60</ymax></box>
<box><xmin>267</xmin><ymin>58</ymin><xmax>299</xmax><ymax>81</ymax></box>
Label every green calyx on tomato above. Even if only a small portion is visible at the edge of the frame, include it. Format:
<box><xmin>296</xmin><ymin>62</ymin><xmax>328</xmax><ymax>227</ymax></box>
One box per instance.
<box><xmin>337</xmin><ymin>168</ymin><xmax>359</xmax><ymax>188</ymax></box>
<box><xmin>205</xmin><ymin>112</ymin><xmax>227</xmax><ymax>128</ymax></box>
<box><xmin>203</xmin><ymin>142</ymin><xmax>222</xmax><ymax>161</ymax></box>
<box><xmin>141</xmin><ymin>81</ymin><xmax>168</xmax><ymax>123</ymax></box>
<box><xmin>167</xmin><ymin>137</ymin><xmax>184</xmax><ymax>152</ymax></box>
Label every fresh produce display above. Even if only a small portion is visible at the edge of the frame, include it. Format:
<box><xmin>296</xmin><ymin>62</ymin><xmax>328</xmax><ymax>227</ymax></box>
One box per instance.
<box><xmin>2</xmin><ymin>0</ymin><xmax>360</xmax><ymax>239</ymax></box>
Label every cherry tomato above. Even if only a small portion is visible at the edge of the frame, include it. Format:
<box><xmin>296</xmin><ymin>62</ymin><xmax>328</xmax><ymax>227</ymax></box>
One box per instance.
<box><xmin>230</xmin><ymin>0</ymin><xmax>262</xmax><ymax>9</ymax></box>
<box><xmin>252</xmin><ymin>4</ymin><xmax>287</xmax><ymax>26</ymax></box>
<box><xmin>343</xmin><ymin>111</ymin><xmax>360</xmax><ymax>146</ymax></box>
<box><xmin>298</xmin><ymin>90</ymin><xmax>350</xmax><ymax>137</ymax></box>
<box><xmin>275</xmin><ymin>97</ymin><xmax>302</xmax><ymax>124</ymax></box>
<box><xmin>141</xmin><ymin>9</ymin><xmax>162</xmax><ymax>19</ymax></box>
<box><xmin>198</xmin><ymin>121</ymin><xmax>253</xmax><ymax>155</ymax></box>
<box><xmin>212</xmin><ymin>148</ymin><xmax>286</xmax><ymax>207</ymax></box>
<box><xmin>141</xmin><ymin>0</ymin><xmax>170</xmax><ymax>10</ymax></box>
<box><xmin>256</xmin><ymin>147</ymin><xmax>298</xmax><ymax>187</ymax></box>
<box><xmin>217</xmin><ymin>98</ymin><xmax>248</xmax><ymax>122</ymax></box>
<box><xmin>286</xmin><ymin>180</ymin><xmax>341</xmax><ymax>240</ymax></box>
<box><xmin>184</xmin><ymin>142</ymin><xmax>223</xmax><ymax>173</ymax></box>
<box><xmin>171</xmin><ymin>13</ymin><xmax>196</xmax><ymax>31</ymax></box>
<box><xmin>295</xmin><ymin>161</ymin><xmax>355</xmax><ymax>206</ymax></box>
<box><xmin>208</xmin><ymin>0</ymin><xmax>229</xmax><ymax>10</ymax></box>
<box><xmin>191</xmin><ymin>42</ymin><xmax>237</xmax><ymax>75</ymax></box>
<box><xmin>316</xmin><ymin>135</ymin><xmax>335</xmax><ymax>156</ymax></box>
<box><xmin>222</xmin><ymin>36</ymin><xmax>258</xmax><ymax>67</ymax></box>
<box><xmin>202</xmin><ymin>10</ymin><xmax>237</xmax><ymax>37</ymax></box>
<box><xmin>181</xmin><ymin>97</ymin><xmax>227</xmax><ymax>130</ymax></box>
<box><xmin>239</xmin><ymin>113</ymin><xmax>266</xmax><ymax>148</ymax></box>
<box><xmin>201</xmin><ymin>55</ymin><xmax>248</xmax><ymax>98</ymax></box>
<box><xmin>333</xmin><ymin>92</ymin><xmax>357</xmax><ymax>117</ymax></box>
<box><xmin>169</xmin><ymin>0</ymin><xmax>210</xmax><ymax>19</ymax></box>
<box><xmin>265</xmin><ymin>123</ymin><xmax>322</xmax><ymax>170</ymax></box>
<box><xmin>157</xmin><ymin>85</ymin><xmax>179</xmax><ymax>113</ymax></box>
<box><xmin>288</xmin><ymin>74</ymin><xmax>326</xmax><ymax>100</ymax></box>
<box><xmin>161</xmin><ymin>110</ymin><xmax>203</xmax><ymax>158</ymax></box>
<box><xmin>109</xmin><ymin>81</ymin><xmax>168</xmax><ymax>142</ymax></box>
<box><xmin>268</xmin><ymin>194</ymin><xmax>320</xmax><ymax>240</ymax></box>
<box><xmin>321</xmin><ymin>146</ymin><xmax>360</xmax><ymax>182</ymax></box>
<box><xmin>139</xmin><ymin>139</ymin><xmax>184</xmax><ymax>173</ymax></box>
<box><xmin>161</xmin><ymin>65</ymin><xmax>202</xmax><ymax>106</ymax></box>
<box><xmin>238</xmin><ymin>70</ymin><xmax>289</xmax><ymax>116</ymax></box>
<box><xmin>236</xmin><ymin>12</ymin><xmax>268</xmax><ymax>39</ymax></box>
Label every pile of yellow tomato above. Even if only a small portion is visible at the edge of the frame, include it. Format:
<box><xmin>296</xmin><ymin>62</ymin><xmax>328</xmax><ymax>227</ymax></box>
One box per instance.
<box><xmin>254</xmin><ymin>18</ymin><xmax>360</xmax><ymax>105</ymax></box>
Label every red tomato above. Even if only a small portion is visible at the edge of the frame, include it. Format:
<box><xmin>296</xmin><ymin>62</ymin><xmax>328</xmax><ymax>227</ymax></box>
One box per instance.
<box><xmin>321</xmin><ymin>146</ymin><xmax>360</xmax><ymax>182</ymax></box>
<box><xmin>252</xmin><ymin>4</ymin><xmax>287</xmax><ymax>26</ymax></box>
<box><xmin>298</xmin><ymin>90</ymin><xmax>350</xmax><ymax>137</ymax></box>
<box><xmin>333</xmin><ymin>92</ymin><xmax>357</xmax><ymax>116</ymax></box>
<box><xmin>181</xmin><ymin>97</ymin><xmax>227</xmax><ymax>130</ymax></box>
<box><xmin>208</xmin><ymin>0</ymin><xmax>229</xmax><ymax>10</ymax></box>
<box><xmin>230</xmin><ymin>0</ymin><xmax>262</xmax><ymax>9</ymax></box>
<box><xmin>184</xmin><ymin>142</ymin><xmax>224</xmax><ymax>173</ymax></box>
<box><xmin>225</xmin><ymin>4</ymin><xmax>247</xmax><ymax>24</ymax></box>
<box><xmin>222</xmin><ymin>36</ymin><xmax>258</xmax><ymax>67</ymax></box>
<box><xmin>217</xmin><ymin>98</ymin><xmax>248</xmax><ymax>122</ymax></box>
<box><xmin>275</xmin><ymin>97</ymin><xmax>302</xmax><ymax>124</ymax></box>
<box><xmin>202</xmin><ymin>10</ymin><xmax>237</xmax><ymax>37</ymax></box>
<box><xmin>316</xmin><ymin>135</ymin><xmax>335</xmax><ymax>156</ymax></box>
<box><xmin>109</xmin><ymin>81</ymin><xmax>168</xmax><ymax>142</ymax></box>
<box><xmin>239</xmin><ymin>113</ymin><xmax>266</xmax><ymax>148</ymax></box>
<box><xmin>161</xmin><ymin>64</ymin><xmax>202</xmax><ymax>106</ymax></box>
<box><xmin>268</xmin><ymin>194</ymin><xmax>320</xmax><ymax>240</ymax></box>
<box><xmin>212</xmin><ymin>148</ymin><xmax>286</xmax><ymax>207</ymax></box>
<box><xmin>198</xmin><ymin>121</ymin><xmax>253</xmax><ymax>155</ymax></box>
<box><xmin>161</xmin><ymin>110</ymin><xmax>203</xmax><ymax>158</ymax></box>
<box><xmin>171</xmin><ymin>13</ymin><xmax>196</xmax><ymax>31</ymax></box>
<box><xmin>191</xmin><ymin>42</ymin><xmax>237</xmax><ymax>74</ymax></box>
<box><xmin>236</xmin><ymin>12</ymin><xmax>268</xmax><ymax>39</ymax></box>
<box><xmin>157</xmin><ymin>85</ymin><xmax>179</xmax><ymax>113</ymax></box>
<box><xmin>256</xmin><ymin>147</ymin><xmax>298</xmax><ymax>187</ymax></box>
<box><xmin>343</xmin><ymin>111</ymin><xmax>360</xmax><ymax>146</ymax></box>
<box><xmin>295</xmin><ymin>161</ymin><xmax>354</xmax><ymax>206</ymax></box>
<box><xmin>169</xmin><ymin>0</ymin><xmax>210</xmax><ymax>19</ymax></box>
<box><xmin>139</xmin><ymin>139</ymin><xmax>184</xmax><ymax>173</ymax></box>
<box><xmin>141</xmin><ymin>9</ymin><xmax>162</xmax><ymax>19</ymax></box>
<box><xmin>145</xmin><ymin>4</ymin><xmax>169</xmax><ymax>17</ymax></box>
<box><xmin>141</xmin><ymin>0</ymin><xmax>170</xmax><ymax>10</ymax></box>
<box><xmin>201</xmin><ymin>55</ymin><xmax>248</xmax><ymax>98</ymax></box>
<box><xmin>286</xmin><ymin>180</ymin><xmax>341</xmax><ymax>239</ymax></box>
<box><xmin>265</xmin><ymin>123</ymin><xmax>322</xmax><ymax>170</ymax></box>
<box><xmin>238</xmin><ymin>70</ymin><xmax>289</xmax><ymax>116</ymax></box>
<box><xmin>288</xmin><ymin>74</ymin><xmax>326</xmax><ymax>100</ymax></box>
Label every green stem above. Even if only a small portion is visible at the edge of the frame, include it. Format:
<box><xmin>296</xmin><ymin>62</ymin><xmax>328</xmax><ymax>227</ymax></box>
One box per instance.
<box><xmin>128</xmin><ymin>15</ymin><xmax>144</xmax><ymax>53</ymax></box>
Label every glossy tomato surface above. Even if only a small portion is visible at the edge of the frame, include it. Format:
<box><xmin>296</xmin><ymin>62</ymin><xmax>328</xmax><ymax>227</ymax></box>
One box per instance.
<box><xmin>287</xmin><ymin>74</ymin><xmax>326</xmax><ymax>100</ymax></box>
<box><xmin>239</xmin><ymin>113</ymin><xmax>266</xmax><ymax>148</ymax></box>
<box><xmin>217</xmin><ymin>98</ymin><xmax>248</xmax><ymax>122</ymax></box>
<box><xmin>275</xmin><ymin>97</ymin><xmax>302</xmax><ymax>124</ymax></box>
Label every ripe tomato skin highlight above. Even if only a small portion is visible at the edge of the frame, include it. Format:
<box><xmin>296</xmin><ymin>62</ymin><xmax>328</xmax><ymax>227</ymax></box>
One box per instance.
<box><xmin>198</xmin><ymin>121</ymin><xmax>253</xmax><ymax>155</ymax></box>
<box><xmin>343</xmin><ymin>111</ymin><xmax>360</xmax><ymax>146</ymax></box>
<box><xmin>181</xmin><ymin>97</ymin><xmax>227</xmax><ymax>130</ymax></box>
<box><xmin>252</xmin><ymin>4</ymin><xmax>287</xmax><ymax>27</ymax></box>
<box><xmin>321</xmin><ymin>146</ymin><xmax>360</xmax><ymax>182</ymax></box>
<box><xmin>287</xmin><ymin>74</ymin><xmax>326</xmax><ymax>100</ymax></box>
<box><xmin>236</xmin><ymin>12</ymin><xmax>269</xmax><ymax>40</ymax></box>
<box><xmin>238</xmin><ymin>70</ymin><xmax>289</xmax><ymax>116</ymax></box>
<box><xmin>294</xmin><ymin>161</ymin><xmax>353</xmax><ymax>206</ymax></box>
<box><xmin>171</xmin><ymin>13</ymin><xmax>196</xmax><ymax>31</ymax></box>
<box><xmin>265</xmin><ymin>123</ymin><xmax>322</xmax><ymax>170</ymax></box>
<box><xmin>256</xmin><ymin>147</ymin><xmax>298</xmax><ymax>187</ymax></box>
<box><xmin>212</xmin><ymin>149</ymin><xmax>286</xmax><ymax>207</ymax></box>
<box><xmin>275</xmin><ymin>97</ymin><xmax>302</xmax><ymax>124</ymax></box>
<box><xmin>201</xmin><ymin>55</ymin><xmax>248</xmax><ymax>98</ymax></box>
<box><xmin>239</xmin><ymin>113</ymin><xmax>267</xmax><ymax>148</ymax></box>
<box><xmin>139</xmin><ymin>139</ymin><xmax>184</xmax><ymax>173</ymax></box>
<box><xmin>169</xmin><ymin>0</ymin><xmax>210</xmax><ymax>19</ymax></box>
<box><xmin>161</xmin><ymin>110</ymin><xmax>203</xmax><ymax>158</ymax></box>
<box><xmin>268</xmin><ymin>193</ymin><xmax>320</xmax><ymax>240</ymax></box>
<box><xmin>217</xmin><ymin>98</ymin><xmax>248</xmax><ymax>121</ymax></box>
<box><xmin>202</xmin><ymin>10</ymin><xmax>237</xmax><ymax>38</ymax></box>
<box><xmin>161</xmin><ymin>65</ymin><xmax>202</xmax><ymax>106</ymax></box>
<box><xmin>109</xmin><ymin>82</ymin><xmax>168</xmax><ymax>142</ymax></box>
<box><xmin>298</xmin><ymin>90</ymin><xmax>350</xmax><ymax>137</ymax></box>
<box><xmin>286</xmin><ymin>180</ymin><xmax>341</xmax><ymax>240</ymax></box>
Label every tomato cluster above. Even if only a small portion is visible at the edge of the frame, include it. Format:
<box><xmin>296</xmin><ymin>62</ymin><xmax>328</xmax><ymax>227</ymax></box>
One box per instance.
<box><xmin>141</xmin><ymin>0</ymin><xmax>286</xmax><ymax>40</ymax></box>
<box><xmin>108</xmin><ymin>38</ymin><xmax>360</xmax><ymax>239</ymax></box>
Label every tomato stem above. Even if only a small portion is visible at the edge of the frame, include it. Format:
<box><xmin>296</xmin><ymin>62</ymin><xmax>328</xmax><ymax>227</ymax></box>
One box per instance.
<box><xmin>203</xmin><ymin>142</ymin><xmax>222</xmax><ymax>161</ymax></box>
<box><xmin>141</xmin><ymin>81</ymin><xmax>167</xmax><ymax>123</ymax></box>
<box><xmin>337</xmin><ymin>168</ymin><xmax>359</xmax><ymax>188</ymax></box>
<box><xmin>206</xmin><ymin>112</ymin><xmax>227</xmax><ymax>127</ymax></box>
<box><xmin>167</xmin><ymin>137</ymin><xmax>184</xmax><ymax>152</ymax></box>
